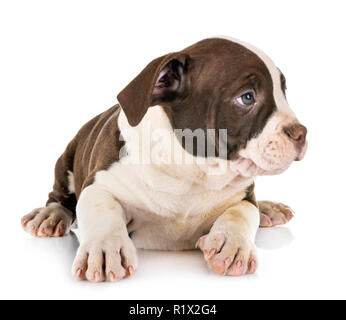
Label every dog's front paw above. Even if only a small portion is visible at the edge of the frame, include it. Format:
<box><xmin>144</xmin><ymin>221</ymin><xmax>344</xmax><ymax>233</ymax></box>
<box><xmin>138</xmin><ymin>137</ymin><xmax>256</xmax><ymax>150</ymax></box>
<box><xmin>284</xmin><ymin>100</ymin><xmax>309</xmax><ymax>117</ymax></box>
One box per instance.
<box><xmin>72</xmin><ymin>234</ymin><xmax>138</xmax><ymax>283</ymax></box>
<box><xmin>196</xmin><ymin>232</ymin><xmax>257</xmax><ymax>276</ymax></box>
<box><xmin>21</xmin><ymin>203</ymin><xmax>73</xmax><ymax>237</ymax></box>
<box><xmin>259</xmin><ymin>201</ymin><xmax>294</xmax><ymax>227</ymax></box>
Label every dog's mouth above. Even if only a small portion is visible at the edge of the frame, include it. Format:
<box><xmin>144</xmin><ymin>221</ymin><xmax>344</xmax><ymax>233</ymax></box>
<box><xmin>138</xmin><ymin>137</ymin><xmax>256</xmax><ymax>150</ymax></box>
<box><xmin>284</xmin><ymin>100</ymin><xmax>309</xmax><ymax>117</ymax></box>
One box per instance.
<box><xmin>234</xmin><ymin>156</ymin><xmax>288</xmax><ymax>177</ymax></box>
<box><xmin>236</xmin><ymin>130</ymin><xmax>308</xmax><ymax>177</ymax></box>
<box><xmin>254</xmin><ymin>157</ymin><xmax>291</xmax><ymax>176</ymax></box>
<box><xmin>237</xmin><ymin>147</ymin><xmax>295</xmax><ymax>177</ymax></box>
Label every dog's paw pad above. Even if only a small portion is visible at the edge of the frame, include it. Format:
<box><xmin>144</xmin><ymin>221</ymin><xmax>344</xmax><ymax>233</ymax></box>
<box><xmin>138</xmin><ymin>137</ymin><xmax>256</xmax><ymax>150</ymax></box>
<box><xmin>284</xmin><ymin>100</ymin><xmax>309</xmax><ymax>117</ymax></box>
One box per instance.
<box><xmin>258</xmin><ymin>201</ymin><xmax>294</xmax><ymax>227</ymax></box>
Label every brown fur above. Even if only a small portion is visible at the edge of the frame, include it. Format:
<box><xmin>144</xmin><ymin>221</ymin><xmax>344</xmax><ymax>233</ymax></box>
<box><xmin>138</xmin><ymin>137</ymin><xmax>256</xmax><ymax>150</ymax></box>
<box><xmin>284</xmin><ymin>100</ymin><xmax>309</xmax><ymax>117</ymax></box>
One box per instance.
<box><xmin>47</xmin><ymin>105</ymin><xmax>122</xmax><ymax>215</ymax></box>
<box><xmin>46</xmin><ymin>38</ymin><xmax>282</xmax><ymax>217</ymax></box>
<box><xmin>118</xmin><ymin>38</ymin><xmax>277</xmax><ymax>160</ymax></box>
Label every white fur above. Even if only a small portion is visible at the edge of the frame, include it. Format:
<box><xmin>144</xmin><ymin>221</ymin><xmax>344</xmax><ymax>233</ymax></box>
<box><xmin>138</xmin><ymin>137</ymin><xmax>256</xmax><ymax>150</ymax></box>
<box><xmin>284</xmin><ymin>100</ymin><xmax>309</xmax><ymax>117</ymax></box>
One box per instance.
<box><xmin>73</xmin><ymin>184</ymin><xmax>138</xmax><ymax>281</ymax></box>
<box><xmin>76</xmin><ymin>38</ymin><xmax>300</xmax><ymax>252</ymax></box>
<box><xmin>239</xmin><ymin>112</ymin><xmax>298</xmax><ymax>173</ymax></box>
<box><xmin>215</xmin><ymin>201</ymin><xmax>259</xmax><ymax>241</ymax></box>
<box><xmin>215</xmin><ymin>36</ymin><xmax>305</xmax><ymax>173</ymax></box>
<box><xmin>198</xmin><ymin>200</ymin><xmax>259</xmax><ymax>276</ymax></box>
<box><xmin>76</xmin><ymin>184</ymin><xmax>129</xmax><ymax>242</ymax></box>
<box><xmin>73</xmin><ymin>38</ymin><xmax>304</xmax><ymax>280</ymax></box>
<box><xmin>86</xmin><ymin>106</ymin><xmax>256</xmax><ymax>250</ymax></box>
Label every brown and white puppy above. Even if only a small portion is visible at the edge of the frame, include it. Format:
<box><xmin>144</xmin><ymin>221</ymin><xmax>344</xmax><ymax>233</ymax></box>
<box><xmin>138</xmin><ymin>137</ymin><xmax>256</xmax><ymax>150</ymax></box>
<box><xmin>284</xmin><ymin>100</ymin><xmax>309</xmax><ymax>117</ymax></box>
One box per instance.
<box><xmin>21</xmin><ymin>37</ymin><xmax>307</xmax><ymax>282</ymax></box>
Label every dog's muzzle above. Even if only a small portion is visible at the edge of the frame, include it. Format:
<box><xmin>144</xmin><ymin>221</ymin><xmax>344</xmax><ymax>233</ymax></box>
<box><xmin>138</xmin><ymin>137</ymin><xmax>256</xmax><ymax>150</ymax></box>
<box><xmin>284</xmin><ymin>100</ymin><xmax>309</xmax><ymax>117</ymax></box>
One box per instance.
<box><xmin>283</xmin><ymin>123</ymin><xmax>307</xmax><ymax>161</ymax></box>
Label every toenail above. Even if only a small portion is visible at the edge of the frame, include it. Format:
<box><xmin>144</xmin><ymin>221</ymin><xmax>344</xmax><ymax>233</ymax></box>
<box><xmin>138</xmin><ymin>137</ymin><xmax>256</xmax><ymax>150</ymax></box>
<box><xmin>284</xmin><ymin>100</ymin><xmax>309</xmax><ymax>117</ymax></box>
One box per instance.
<box><xmin>108</xmin><ymin>271</ymin><xmax>117</xmax><ymax>282</ymax></box>
<box><xmin>236</xmin><ymin>260</ymin><xmax>243</xmax><ymax>268</ymax></box>
<box><xmin>127</xmin><ymin>266</ymin><xmax>135</xmax><ymax>277</ymax></box>
<box><xmin>224</xmin><ymin>257</ymin><xmax>232</xmax><ymax>267</ymax></box>
<box><xmin>205</xmin><ymin>249</ymin><xmax>216</xmax><ymax>260</ymax></box>
<box><xmin>93</xmin><ymin>271</ymin><xmax>100</xmax><ymax>280</ymax></box>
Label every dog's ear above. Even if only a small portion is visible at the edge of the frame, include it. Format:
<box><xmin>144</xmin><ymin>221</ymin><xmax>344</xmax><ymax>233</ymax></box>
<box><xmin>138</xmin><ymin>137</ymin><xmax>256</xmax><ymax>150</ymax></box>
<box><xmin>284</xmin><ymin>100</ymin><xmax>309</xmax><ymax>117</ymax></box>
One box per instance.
<box><xmin>117</xmin><ymin>52</ymin><xmax>189</xmax><ymax>126</ymax></box>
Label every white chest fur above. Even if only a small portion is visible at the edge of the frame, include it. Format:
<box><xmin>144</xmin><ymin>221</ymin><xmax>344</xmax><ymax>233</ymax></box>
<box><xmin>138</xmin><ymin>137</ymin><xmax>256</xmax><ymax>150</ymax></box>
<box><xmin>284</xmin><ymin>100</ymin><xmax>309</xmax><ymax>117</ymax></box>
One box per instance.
<box><xmin>93</xmin><ymin>106</ymin><xmax>254</xmax><ymax>250</ymax></box>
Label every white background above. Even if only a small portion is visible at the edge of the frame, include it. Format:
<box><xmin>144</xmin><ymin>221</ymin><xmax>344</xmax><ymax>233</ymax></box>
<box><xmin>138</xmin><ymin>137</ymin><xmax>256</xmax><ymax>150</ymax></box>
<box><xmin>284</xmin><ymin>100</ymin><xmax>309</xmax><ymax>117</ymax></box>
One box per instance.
<box><xmin>1</xmin><ymin>0</ymin><xmax>345</xmax><ymax>300</ymax></box>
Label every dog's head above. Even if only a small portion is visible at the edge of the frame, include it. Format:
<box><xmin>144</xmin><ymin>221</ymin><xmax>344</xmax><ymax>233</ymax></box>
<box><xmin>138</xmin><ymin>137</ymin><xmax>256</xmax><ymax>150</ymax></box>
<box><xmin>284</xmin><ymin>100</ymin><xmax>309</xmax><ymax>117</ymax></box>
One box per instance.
<box><xmin>117</xmin><ymin>37</ymin><xmax>307</xmax><ymax>175</ymax></box>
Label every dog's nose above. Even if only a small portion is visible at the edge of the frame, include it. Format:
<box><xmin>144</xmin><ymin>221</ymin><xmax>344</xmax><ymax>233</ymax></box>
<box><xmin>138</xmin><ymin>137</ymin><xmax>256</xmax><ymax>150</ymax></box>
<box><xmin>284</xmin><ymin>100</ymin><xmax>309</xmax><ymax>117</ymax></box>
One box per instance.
<box><xmin>283</xmin><ymin>123</ymin><xmax>307</xmax><ymax>148</ymax></box>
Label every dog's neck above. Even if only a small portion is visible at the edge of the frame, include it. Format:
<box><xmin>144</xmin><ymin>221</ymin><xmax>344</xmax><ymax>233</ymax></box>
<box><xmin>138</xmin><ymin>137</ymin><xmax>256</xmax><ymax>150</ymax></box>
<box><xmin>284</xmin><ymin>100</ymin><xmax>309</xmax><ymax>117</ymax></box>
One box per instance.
<box><xmin>117</xmin><ymin>105</ymin><xmax>256</xmax><ymax>192</ymax></box>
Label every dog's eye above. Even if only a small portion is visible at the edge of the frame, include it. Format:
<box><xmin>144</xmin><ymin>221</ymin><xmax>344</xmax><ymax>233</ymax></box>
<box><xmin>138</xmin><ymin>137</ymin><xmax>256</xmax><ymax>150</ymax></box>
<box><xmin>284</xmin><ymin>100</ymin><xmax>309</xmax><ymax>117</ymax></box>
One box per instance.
<box><xmin>236</xmin><ymin>92</ymin><xmax>255</xmax><ymax>106</ymax></box>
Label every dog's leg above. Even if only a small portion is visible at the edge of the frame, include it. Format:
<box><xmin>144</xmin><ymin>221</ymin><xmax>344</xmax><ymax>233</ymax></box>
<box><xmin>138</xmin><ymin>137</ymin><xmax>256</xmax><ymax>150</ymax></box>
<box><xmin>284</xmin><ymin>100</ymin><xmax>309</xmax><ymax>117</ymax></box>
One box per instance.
<box><xmin>196</xmin><ymin>200</ymin><xmax>259</xmax><ymax>276</ymax></box>
<box><xmin>258</xmin><ymin>201</ymin><xmax>294</xmax><ymax>227</ymax></box>
<box><xmin>72</xmin><ymin>185</ymin><xmax>138</xmax><ymax>283</ymax></box>
<box><xmin>21</xmin><ymin>145</ymin><xmax>76</xmax><ymax>237</ymax></box>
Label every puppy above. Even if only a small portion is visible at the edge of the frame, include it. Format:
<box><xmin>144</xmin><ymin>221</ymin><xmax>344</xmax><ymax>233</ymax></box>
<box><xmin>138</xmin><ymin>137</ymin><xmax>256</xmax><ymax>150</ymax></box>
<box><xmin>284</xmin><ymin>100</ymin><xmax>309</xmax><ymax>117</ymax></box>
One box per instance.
<box><xmin>21</xmin><ymin>37</ymin><xmax>307</xmax><ymax>282</ymax></box>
